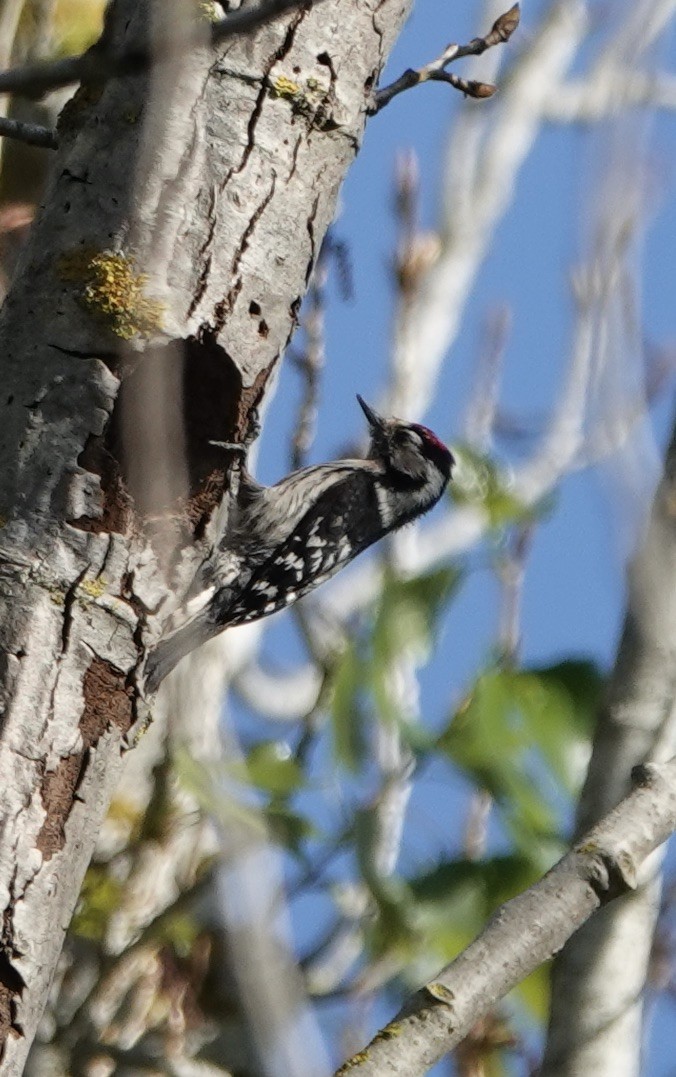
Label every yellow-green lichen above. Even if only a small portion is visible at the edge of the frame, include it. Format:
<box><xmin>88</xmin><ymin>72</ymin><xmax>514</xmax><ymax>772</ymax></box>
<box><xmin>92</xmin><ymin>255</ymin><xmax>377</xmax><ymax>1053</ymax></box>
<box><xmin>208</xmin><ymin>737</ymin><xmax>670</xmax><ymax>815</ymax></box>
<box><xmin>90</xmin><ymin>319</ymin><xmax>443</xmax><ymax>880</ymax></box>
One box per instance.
<box><xmin>575</xmin><ymin>840</ymin><xmax>600</xmax><ymax>855</ymax></box>
<box><xmin>58</xmin><ymin>247</ymin><xmax>164</xmax><ymax>339</ymax></box>
<box><xmin>128</xmin><ymin>712</ymin><xmax>153</xmax><ymax>747</ymax></box>
<box><xmin>79</xmin><ymin>577</ymin><xmax>106</xmax><ymax>599</ymax></box>
<box><xmin>271</xmin><ymin>75</ymin><xmax>302</xmax><ymax>101</ymax></box>
<box><xmin>270</xmin><ymin>73</ymin><xmax>338</xmax><ymax>131</ymax></box>
<box><xmin>335</xmin><ymin>1052</ymin><xmax>370</xmax><ymax>1074</ymax></box>
<box><xmin>373</xmin><ymin>1023</ymin><xmax>402</xmax><ymax>1041</ymax></box>
<box><xmin>197</xmin><ymin>0</ymin><xmax>222</xmax><ymax>20</ymax></box>
<box><xmin>426</xmin><ymin>981</ymin><xmax>455</xmax><ymax>1005</ymax></box>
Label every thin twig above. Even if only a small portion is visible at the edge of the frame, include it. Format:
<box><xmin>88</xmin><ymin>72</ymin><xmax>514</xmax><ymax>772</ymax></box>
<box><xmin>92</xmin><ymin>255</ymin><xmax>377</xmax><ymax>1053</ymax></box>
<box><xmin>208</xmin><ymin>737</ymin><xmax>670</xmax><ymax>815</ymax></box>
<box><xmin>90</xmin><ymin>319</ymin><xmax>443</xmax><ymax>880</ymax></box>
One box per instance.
<box><xmin>0</xmin><ymin>0</ymin><xmax>316</xmax><ymax>99</ymax></box>
<box><xmin>0</xmin><ymin>114</ymin><xmax>57</xmax><ymax>147</ymax></box>
<box><xmin>371</xmin><ymin>5</ymin><xmax>520</xmax><ymax>114</ymax></box>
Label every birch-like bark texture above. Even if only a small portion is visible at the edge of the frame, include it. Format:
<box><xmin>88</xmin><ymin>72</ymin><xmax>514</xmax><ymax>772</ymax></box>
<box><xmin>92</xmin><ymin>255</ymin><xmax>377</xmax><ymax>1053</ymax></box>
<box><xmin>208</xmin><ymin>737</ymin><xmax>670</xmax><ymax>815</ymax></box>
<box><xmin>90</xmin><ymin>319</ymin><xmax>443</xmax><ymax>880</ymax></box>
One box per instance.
<box><xmin>541</xmin><ymin>419</ymin><xmax>676</xmax><ymax>1076</ymax></box>
<box><xmin>334</xmin><ymin>758</ymin><xmax>676</xmax><ymax>1076</ymax></box>
<box><xmin>0</xmin><ymin>0</ymin><xmax>413</xmax><ymax>1071</ymax></box>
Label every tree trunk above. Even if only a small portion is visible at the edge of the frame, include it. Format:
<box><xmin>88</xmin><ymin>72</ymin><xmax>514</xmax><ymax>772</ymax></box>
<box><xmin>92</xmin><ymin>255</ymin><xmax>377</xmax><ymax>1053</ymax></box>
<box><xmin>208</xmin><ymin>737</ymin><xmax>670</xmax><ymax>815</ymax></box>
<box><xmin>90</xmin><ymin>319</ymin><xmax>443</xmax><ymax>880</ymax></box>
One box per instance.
<box><xmin>0</xmin><ymin>0</ymin><xmax>413</xmax><ymax>1070</ymax></box>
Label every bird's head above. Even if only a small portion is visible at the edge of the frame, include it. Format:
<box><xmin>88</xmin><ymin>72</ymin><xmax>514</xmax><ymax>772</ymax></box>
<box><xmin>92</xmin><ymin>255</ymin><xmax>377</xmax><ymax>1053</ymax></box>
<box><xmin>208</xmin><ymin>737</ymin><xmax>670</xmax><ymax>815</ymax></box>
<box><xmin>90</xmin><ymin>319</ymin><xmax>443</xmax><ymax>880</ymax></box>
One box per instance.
<box><xmin>357</xmin><ymin>395</ymin><xmax>455</xmax><ymax>486</ymax></box>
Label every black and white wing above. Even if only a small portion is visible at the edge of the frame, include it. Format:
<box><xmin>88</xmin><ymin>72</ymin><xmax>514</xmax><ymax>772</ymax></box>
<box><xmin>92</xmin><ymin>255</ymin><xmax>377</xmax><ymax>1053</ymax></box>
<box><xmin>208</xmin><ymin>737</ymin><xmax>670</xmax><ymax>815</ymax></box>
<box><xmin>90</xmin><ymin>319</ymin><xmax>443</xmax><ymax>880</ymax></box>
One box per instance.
<box><xmin>213</xmin><ymin>466</ymin><xmax>385</xmax><ymax>627</ymax></box>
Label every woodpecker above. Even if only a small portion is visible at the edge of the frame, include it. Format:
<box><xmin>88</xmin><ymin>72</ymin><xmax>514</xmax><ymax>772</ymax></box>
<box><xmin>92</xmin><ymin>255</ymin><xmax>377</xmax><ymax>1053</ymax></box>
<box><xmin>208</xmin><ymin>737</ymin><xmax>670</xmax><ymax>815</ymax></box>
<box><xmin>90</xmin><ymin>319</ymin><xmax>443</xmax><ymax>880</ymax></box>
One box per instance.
<box><xmin>144</xmin><ymin>396</ymin><xmax>454</xmax><ymax>692</ymax></box>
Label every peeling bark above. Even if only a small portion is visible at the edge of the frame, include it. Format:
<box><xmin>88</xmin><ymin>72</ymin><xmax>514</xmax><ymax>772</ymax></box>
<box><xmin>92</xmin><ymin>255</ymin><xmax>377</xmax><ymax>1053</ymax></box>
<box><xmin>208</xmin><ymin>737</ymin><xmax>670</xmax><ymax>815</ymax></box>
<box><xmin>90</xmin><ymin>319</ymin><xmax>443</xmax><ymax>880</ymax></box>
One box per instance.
<box><xmin>0</xmin><ymin>0</ymin><xmax>414</xmax><ymax>1070</ymax></box>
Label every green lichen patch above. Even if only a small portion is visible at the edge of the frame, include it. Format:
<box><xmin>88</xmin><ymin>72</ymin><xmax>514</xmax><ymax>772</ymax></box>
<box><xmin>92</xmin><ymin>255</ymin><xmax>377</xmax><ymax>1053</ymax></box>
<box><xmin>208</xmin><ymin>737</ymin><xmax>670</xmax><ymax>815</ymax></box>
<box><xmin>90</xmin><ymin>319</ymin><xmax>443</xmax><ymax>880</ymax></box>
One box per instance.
<box><xmin>373</xmin><ymin>1022</ymin><xmax>402</xmax><ymax>1041</ymax></box>
<box><xmin>197</xmin><ymin>0</ymin><xmax>222</xmax><ymax>20</ymax></box>
<box><xmin>335</xmin><ymin>1052</ymin><xmax>370</xmax><ymax>1074</ymax></box>
<box><xmin>271</xmin><ymin>75</ymin><xmax>302</xmax><ymax>101</ymax></box>
<box><xmin>270</xmin><ymin>73</ymin><xmax>339</xmax><ymax>131</ymax></box>
<box><xmin>79</xmin><ymin>577</ymin><xmax>106</xmax><ymax>600</ymax></box>
<box><xmin>426</xmin><ymin>981</ymin><xmax>455</xmax><ymax>1005</ymax></box>
<box><xmin>58</xmin><ymin>247</ymin><xmax>164</xmax><ymax>339</ymax></box>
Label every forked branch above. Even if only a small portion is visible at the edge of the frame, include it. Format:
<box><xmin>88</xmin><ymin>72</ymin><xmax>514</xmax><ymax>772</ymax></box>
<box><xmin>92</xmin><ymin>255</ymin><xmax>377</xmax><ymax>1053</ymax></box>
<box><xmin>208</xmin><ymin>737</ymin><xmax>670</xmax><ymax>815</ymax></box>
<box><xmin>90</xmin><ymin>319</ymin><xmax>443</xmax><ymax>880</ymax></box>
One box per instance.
<box><xmin>372</xmin><ymin>5</ymin><xmax>520</xmax><ymax>113</ymax></box>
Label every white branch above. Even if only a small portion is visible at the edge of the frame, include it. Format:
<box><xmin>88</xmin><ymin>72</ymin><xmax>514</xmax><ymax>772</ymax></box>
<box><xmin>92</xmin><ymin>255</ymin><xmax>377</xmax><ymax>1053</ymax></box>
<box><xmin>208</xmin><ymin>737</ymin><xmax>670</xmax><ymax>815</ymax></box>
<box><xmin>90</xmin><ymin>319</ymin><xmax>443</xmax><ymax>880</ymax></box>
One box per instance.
<box><xmin>386</xmin><ymin>0</ymin><xmax>588</xmax><ymax>420</ymax></box>
<box><xmin>335</xmin><ymin>758</ymin><xmax>676</xmax><ymax>1076</ymax></box>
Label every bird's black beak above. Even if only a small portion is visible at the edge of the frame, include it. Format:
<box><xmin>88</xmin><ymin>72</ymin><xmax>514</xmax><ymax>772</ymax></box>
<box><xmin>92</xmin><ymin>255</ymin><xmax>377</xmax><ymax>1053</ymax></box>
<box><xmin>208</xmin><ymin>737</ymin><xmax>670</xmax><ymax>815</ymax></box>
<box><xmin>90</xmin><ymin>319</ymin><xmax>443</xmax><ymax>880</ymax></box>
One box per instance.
<box><xmin>356</xmin><ymin>395</ymin><xmax>386</xmax><ymax>431</ymax></box>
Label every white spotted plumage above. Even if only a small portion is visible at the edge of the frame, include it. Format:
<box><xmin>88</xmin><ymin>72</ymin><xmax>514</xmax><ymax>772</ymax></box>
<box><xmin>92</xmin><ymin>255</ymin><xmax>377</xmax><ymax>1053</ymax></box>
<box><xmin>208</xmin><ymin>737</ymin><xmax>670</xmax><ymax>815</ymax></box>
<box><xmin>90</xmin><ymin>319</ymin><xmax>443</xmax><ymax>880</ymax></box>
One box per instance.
<box><xmin>144</xmin><ymin>396</ymin><xmax>454</xmax><ymax>692</ymax></box>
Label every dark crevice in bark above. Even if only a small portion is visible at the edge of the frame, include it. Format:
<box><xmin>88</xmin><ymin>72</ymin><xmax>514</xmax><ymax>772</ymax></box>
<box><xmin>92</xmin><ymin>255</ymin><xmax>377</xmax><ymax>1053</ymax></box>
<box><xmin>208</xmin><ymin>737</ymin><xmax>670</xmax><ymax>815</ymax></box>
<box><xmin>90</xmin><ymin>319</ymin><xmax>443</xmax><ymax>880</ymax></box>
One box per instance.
<box><xmin>286</xmin><ymin>294</ymin><xmax>302</xmax><ymax>350</ymax></box>
<box><xmin>72</xmin><ymin>433</ymin><xmax>133</xmax><ymax>535</ymax></box>
<box><xmin>288</xmin><ymin>132</ymin><xmax>303</xmax><ymax>181</ymax></box>
<box><xmin>212</xmin><ymin>175</ymin><xmax>278</xmax><ymax>332</ymax></box>
<box><xmin>0</xmin><ymin>871</ymin><xmax>25</xmax><ymax>1060</ymax></box>
<box><xmin>35</xmin><ymin>657</ymin><xmax>133</xmax><ymax>860</ymax></box>
<box><xmin>233</xmin><ymin>4</ymin><xmax>310</xmax><ymax>179</ymax></box>
<box><xmin>187</xmin><ymin>186</ymin><xmax>218</xmax><ymax>321</ymax></box>
<box><xmin>61</xmin><ymin>566</ymin><xmax>89</xmax><ymax>653</ymax></box>
<box><xmin>305</xmin><ymin>193</ymin><xmax>320</xmax><ymax>284</ymax></box>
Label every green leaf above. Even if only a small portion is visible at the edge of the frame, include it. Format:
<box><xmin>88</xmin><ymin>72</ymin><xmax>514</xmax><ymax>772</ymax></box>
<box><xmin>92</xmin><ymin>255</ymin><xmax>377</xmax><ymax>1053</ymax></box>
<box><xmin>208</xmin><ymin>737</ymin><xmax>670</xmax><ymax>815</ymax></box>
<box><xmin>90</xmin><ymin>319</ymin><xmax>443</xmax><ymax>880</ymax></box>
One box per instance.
<box><xmin>72</xmin><ymin>865</ymin><xmax>123</xmax><ymax>941</ymax></box>
<box><xmin>409</xmin><ymin>853</ymin><xmax>536</xmax><ymax>912</ymax></box>
<box><xmin>330</xmin><ymin>641</ymin><xmax>368</xmax><ymax>771</ymax></box>
<box><xmin>264</xmin><ymin>802</ymin><xmax>316</xmax><ymax>853</ymax></box>
<box><xmin>370</xmin><ymin>565</ymin><xmax>463</xmax><ymax>729</ymax></box>
<box><xmin>438</xmin><ymin>671</ymin><xmax>559</xmax><ymax>850</ymax></box>
<box><xmin>510</xmin><ymin>660</ymin><xmax>602</xmax><ymax>792</ymax></box>
<box><xmin>450</xmin><ymin>444</ymin><xmax>551</xmax><ymax>528</ymax></box>
<box><xmin>245</xmin><ymin>741</ymin><xmax>304</xmax><ymax>795</ymax></box>
<box><xmin>438</xmin><ymin>660</ymin><xmax>602</xmax><ymax>853</ymax></box>
<box><xmin>373</xmin><ymin>566</ymin><xmax>463</xmax><ymax>663</ymax></box>
<box><xmin>174</xmin><ymin>750</ymin><xmax>267</xmax><ymax>838</ymax></box>
<box><xmin>515</xmin><ymin>961</ymin><xmax>551</xmax><ymax>1023</ymax></box>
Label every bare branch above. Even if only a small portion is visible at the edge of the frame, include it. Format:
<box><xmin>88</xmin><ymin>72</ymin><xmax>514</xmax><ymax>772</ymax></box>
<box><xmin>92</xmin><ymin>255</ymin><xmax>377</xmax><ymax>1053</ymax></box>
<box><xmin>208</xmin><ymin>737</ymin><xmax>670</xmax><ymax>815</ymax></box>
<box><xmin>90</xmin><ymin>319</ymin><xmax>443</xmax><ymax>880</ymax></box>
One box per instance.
<box><xmin>371</xmin><ymin>4</ymin><xmax>519</xmax><ymax>113</ymax></box>
<box><xmin>383</xmin><ymin>0</ymin><xmax>587</xmax><ymax>423</ymax></box>
<box><xmin>290</xmin><ymin>242</ymin><xmax>329</xmax><ymax>471</ymax></box>
<box><xmin>0</xmin><ymin>114</ymin><xmax>57</xmax><ymax>148</ymax></box>
<box><xmin>0</xmin><ymin>0</ymin><xmax>319</xmax><ymax>99</ymax></box>
<box><xmin>335</xmin><ymin>758</ymin><xmax>676</xmax><ymax>1076</ymax></box>
<box><xmin>545</xmin><ymin>72</ymin><xmax>676</xmax><ymax>122</ymax></box>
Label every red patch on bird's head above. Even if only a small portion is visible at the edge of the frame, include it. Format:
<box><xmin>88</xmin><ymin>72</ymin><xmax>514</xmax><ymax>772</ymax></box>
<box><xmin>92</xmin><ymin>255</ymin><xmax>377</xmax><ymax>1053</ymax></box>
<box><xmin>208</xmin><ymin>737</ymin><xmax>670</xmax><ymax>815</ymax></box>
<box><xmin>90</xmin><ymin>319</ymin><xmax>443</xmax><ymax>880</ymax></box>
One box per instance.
<box><xmin>411</xmin><ymin>423</ymin><xmax>455</xmax><ymax>476</ymax></box>
<box><xmin>411</xmin><ymin>424</ymin><xmax>448</xmax><ymax>454</ymax></box>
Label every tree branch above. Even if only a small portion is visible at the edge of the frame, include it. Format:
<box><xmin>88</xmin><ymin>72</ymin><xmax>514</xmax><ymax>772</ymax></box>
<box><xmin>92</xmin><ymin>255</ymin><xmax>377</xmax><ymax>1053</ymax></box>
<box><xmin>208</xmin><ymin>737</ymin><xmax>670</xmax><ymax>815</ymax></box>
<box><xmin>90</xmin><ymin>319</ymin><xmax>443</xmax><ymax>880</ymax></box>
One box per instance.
<box><xmin>371</xmin><ymin>4</ymin><xmax>519</xmax><ymax>113</ymax></box>
<box><xmin>335</xmin><ymin>758</ymin><xmax>676</xmax><ymax>1076</ymax></box>
<box><xmin>0</xmin><ymin>115</ymin><xmax>57</xmax><ymax>148</ymax></box>
<box><xmin>0</xmin><ymin>0</ymin><xmax>319</xmax><ymax>99</ymax></box>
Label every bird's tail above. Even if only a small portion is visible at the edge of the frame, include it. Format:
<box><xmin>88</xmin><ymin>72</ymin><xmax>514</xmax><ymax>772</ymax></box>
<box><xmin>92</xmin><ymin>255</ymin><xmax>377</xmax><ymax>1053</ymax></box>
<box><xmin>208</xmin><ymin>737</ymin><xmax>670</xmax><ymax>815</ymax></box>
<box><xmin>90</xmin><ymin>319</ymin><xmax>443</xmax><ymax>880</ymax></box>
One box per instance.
<box><xmin>144</xmin><ymin>612</ymin><xmax>215</xmax><ymax>694</ymax></box>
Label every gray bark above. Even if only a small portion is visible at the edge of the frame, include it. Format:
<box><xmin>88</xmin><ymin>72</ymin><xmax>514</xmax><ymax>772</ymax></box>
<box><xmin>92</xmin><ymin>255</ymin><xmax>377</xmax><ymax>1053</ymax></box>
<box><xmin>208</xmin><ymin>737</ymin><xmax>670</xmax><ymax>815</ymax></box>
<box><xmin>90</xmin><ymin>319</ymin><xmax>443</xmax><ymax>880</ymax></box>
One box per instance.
<box><xmin>0</xmin><ymin>0</ymin><xmax>413</xmax><ymax>1070</ymax></box>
